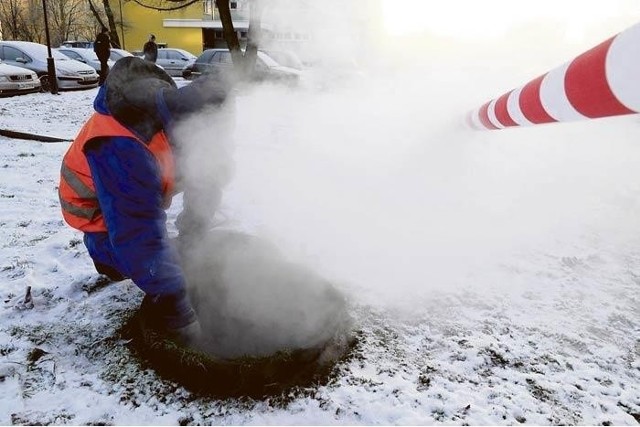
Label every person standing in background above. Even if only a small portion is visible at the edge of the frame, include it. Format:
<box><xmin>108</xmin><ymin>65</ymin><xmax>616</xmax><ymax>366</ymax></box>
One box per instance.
<box><xmin>143</xmin><ymin>34</ymin><xmax>158</xmax><ymax>63</ymax></box>
<box><xmin>93</xmin><ymin>26</ymin><xmax>111</xmax><ymax>85</ymax></box>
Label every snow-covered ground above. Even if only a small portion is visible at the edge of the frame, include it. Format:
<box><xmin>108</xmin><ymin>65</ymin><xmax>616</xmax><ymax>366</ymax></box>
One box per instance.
<box><xmin>1</xmin><ymin>63</ymin><xmax>639</xmax><ymax>425</ymax></box>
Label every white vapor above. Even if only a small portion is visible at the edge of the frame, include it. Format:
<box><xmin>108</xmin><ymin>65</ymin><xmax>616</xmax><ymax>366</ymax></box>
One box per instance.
<box><xmin>177</xmin><ymin>3</ymin><xmax>640</xmax><ymax>318</ymax></box>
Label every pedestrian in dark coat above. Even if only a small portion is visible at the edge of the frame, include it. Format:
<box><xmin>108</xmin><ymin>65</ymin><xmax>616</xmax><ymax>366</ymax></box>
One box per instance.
<box><xmin>143</xmin><ymin>34</ymin><xmax>158</xmax><ymax>63</ymax></box>
<box><xmin>93</xmin><ymin>26</ymin><xmax>111</xmax><ymax>85</ymax></box>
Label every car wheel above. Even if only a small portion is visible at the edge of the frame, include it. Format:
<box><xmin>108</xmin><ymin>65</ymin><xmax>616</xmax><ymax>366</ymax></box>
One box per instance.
<box><xmin>39</xmin><ymin>75</ymin><xmax>51</xmax><ymax>93</ymax></box>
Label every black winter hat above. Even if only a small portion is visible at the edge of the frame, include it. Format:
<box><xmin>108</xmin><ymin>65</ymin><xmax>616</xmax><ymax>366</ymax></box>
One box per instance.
<box><xmin>105</xmin><ymin>57</ymin><xmax>177</xmax><ymax>141</ymax></box>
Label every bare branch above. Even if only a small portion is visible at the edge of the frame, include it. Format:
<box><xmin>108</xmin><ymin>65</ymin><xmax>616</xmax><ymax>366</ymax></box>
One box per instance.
<box><xmin>129</xmin><ymin>0</ymin><xmax>201</xmax><ymax>12</ymax></box>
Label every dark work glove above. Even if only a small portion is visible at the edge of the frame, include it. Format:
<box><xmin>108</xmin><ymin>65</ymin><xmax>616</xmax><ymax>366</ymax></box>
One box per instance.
<box><xmin>145</xmin><ymin>290</ymin><xmax>201</xmax><ymax>345</ymax></box>
<box><xmin>167</xmin><ymin>319</ymin><xmax>202</xmax><ymax>347</ymax></box>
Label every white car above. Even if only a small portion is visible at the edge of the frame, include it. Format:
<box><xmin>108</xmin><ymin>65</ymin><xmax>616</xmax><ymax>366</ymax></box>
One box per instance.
<box><xmin>56</xmin><ymin>47</ymin><xmax>114</xmax><ymax>76</ymax></box>
<box><xmin>0</xmin><ymin>59</ymin><xmax>41</xmax><ymax>97</ymax></box>
<box><xmin>109</xmin><ymin>48</ymin><xmax>134</xmax><ymax>63</ymax></box>
<box><xmin>0</xmin><ymin>41</ymin><xmax>99</xmax><ymax>91</ymax></box>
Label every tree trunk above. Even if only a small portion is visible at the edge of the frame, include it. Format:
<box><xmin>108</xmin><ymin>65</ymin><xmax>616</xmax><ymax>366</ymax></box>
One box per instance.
<box><xmin>217</xmin><ymin>0</ymin><xmax>264</xmax><ymax>81</ymax></box>
<box><xmin>101</xmin><ymin>0</ymin><xmax>121</xmax><ymax>48</ymax></box>
<box><xmin>87</xmin><ymin>0</ymin><xmax>120</xmax><ymax>48</ymax></box>
<box><xmin>87</xmin><ymin>0</ymin><xmax>107</xmax><ymax>31</ymax></box>
<box><xmin>216</xmin><ymin>0</ymin><xmax>243</xmax><ymax>68</ymax></box>
<box><xmin>243</xmin><ymin>0</ymin><xmax>263</xmax><ymax>73</ymax></box>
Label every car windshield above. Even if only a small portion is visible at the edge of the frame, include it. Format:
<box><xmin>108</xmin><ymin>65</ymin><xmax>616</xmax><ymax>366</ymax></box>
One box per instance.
<box><xmin>82</xmin><ymin>50</ymin><xmax>99</xmax><ymax>61</ymax></box>
<box><xmin>257</xmin><ymin>52</ymin><xmax>279</xmax><ymax>67</ymax></box>
<box><xmin>179</xmin><ymin>50</ymin><xmax>197</xmax><ymax>60</ymax></box>
<box><xmin>51</xmin><ymin>50</ymin><xmax>73</xmax><ymax>60</ymax></box>
<box><xmin>265</xmin><ymin>51</ymin><xmax>304</xmax><ymax>70</ymax></box>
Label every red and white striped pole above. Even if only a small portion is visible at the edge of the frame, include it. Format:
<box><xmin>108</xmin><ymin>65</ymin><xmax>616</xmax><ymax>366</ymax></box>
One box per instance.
<box><xmin>468</xmin><ymin>22</ymin><xmax>640</xmax><ymax>130</ymax></box>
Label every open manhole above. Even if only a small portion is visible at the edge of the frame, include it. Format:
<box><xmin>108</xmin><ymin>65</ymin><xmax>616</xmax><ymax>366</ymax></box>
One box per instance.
<box><xmin>124</xmin><ymin>230</ymin><xmax>355</xmax><ymax>398</ymax></box>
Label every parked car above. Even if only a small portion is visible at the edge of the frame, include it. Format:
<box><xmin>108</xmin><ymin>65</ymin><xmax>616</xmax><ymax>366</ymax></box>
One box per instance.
<box><xmin>60</xmin><ymin>40</ymin><xmax>93</xmax><ymax>49</ymax></box>
<box><xmin>0</xmin><ymin>59</ymin><xmax>41</xmax><ymax>97</ymax></box>
<box><xmin>182</xmin><ymin>49</ymin><xmax>300</xmax><ymax>84</ymax></box>
<box><xmin>155</xmin><ymin>47</ymin><xmax>197</xmax><ymax>77</ymax></box>
<box><xmin>56</xmin><ymin>47</ymin><xmax>114</xmax><ymax>75</ymax></box>
<box><xmin>109</xmin><ymin>48</ymin><xmax>133</xmax><ymax>62</ymax></box>
<box><xmin>108</xmin><ymin>49</ymin><xmax>166</xmax><ymax>74</ymax></box>
<box><xmin>0</xmin><ymin>41</ymin><xmax>99</xmax><ymax>91</ymax></box>
<box><xmin>262</xmin><ymin>49</ymin><xmax>305</xmax><ymax>70</ymax></box>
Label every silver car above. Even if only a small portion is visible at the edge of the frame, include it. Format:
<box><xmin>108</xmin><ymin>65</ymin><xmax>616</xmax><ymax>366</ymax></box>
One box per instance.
<box><xmin>109</xmin><ymin>48</ymin><xmax>134</xmax><ymax>63</ymax></box>
<box><xmin>156</xmin><ymin>48</ymin><xmax>197</xmax><ymax>77</ymax></box>
<box><xmin>0</xmin><ymin>59</ymin><xmax>41</xmax><ymax>96</ymax></box>
<box><xmin>0</xmin><ymin>41</ymin><xmax>99</xmax><ymax>91</ymax></box>
<box><xmin>56</xmin><ymin>47</ymin><xmax>114</xmax><ymax>75</ymax></box>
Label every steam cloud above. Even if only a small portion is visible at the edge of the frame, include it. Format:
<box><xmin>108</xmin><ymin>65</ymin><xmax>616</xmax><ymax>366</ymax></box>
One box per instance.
<box><xmin>171</xmin><ymin>3</ymin><xmax>640</xmax><ymax>356</ymax></box>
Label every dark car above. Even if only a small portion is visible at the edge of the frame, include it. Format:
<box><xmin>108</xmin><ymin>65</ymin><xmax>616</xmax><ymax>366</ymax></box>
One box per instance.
<box><xmin>182</xmin><ymin>48</ymin><xmax>300</xmax><ymax>84</ymax></box>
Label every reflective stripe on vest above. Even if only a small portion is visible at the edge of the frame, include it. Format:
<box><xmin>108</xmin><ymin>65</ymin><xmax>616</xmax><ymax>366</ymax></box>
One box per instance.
<box><xmin>59</xmin><ymin>163</ymin><xmax>99</xmax><ymax>220</ymax></box>
<box><xmin>59</xmin><ymin>112</ymin><xmax>175</xmax><ymax>232</ymax></box>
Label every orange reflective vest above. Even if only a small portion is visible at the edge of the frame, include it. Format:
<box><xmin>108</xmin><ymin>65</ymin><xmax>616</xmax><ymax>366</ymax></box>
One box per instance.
<box><xmin>59</xmin><ymin>112</ymin><xmax>176</xmax><ymax>232</ymax></box>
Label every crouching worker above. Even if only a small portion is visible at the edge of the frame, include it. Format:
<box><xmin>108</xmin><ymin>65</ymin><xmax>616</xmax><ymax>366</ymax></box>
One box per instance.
<box><xmin>58</xmin><ymin>57</ymin><xmax>231</xmax><ymax>345</ymax></box>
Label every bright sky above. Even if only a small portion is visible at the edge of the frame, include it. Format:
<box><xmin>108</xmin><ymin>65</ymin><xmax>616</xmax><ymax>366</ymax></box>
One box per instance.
<box><xmin>381</xmin><ymin>0</ymin><xmax>640</xmax><ymax>44</ymax></box>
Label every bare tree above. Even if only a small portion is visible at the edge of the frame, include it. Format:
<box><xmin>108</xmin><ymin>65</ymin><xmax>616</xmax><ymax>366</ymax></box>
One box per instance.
<box><xmin>87</xmin><ymin>0</ymin><xmax>122</xmax><ymax>48</ymax></box>
<box><xmin>0</xmin><ymin>0</ymin><xmax>35</xmax><ymax>40</ymax></box>
<box><xmin>47</xmin><ymin>0</ymin><xmax>88</xmax><ymax>45</ymax></box>
<box><xmin>0</xmin><ymin>0</ymin><xmax>20</xmax><ymax>39</ymax></box>
<box><xmin>101</xmin><ymin>0</ymin><xmax>121</xmax><ymax>48</ymax></box>
<box><xmin>0</xmin><ymin>0</ymin><xmax>98</xmax><ymax>44</ymax></box>
<box><xmin>0</xmin><ymin>0</ymin><xmax>124</xmax><ymax>46</ymax></box>
<box><xmin>22</xmin><ymin>0</ymin><xmax>44</xmax><ymax>42</ymax></box>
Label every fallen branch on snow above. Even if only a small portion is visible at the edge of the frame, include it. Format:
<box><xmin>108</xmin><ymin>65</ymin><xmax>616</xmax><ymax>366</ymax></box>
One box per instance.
<box><xmin>0</xmin><ymin>128</ymin><xmax>71</xmax><ymax>143</ymax></box>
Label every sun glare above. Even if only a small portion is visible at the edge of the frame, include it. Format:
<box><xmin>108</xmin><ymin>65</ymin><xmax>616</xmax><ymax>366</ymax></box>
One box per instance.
<box><xmin>380</xmin><ymin>0</ymin><xmax>635</xmax><ymax>42</ymax></box>
<box><xmin>381</xmin><ymin>0</ymin><xmax>522</xmax><ymax>39</ymax></box>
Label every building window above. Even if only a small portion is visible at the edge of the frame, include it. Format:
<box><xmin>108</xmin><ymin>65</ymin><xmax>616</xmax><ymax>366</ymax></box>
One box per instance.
<box><xmin>214</xmin><ymin>0</ymin><xmax>237</xmax><ymax>8</ymax></box>
<box><xmin>203</xmin><ymin>0</ymin><xmax>214</xmax><ymax>15</ymax></box>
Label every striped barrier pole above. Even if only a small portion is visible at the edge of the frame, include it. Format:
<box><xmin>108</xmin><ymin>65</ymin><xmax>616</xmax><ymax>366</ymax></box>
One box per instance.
<box><xmin>468</xmin><ymin>21</ymin><xmax>640</xmax><ymax>130</ymax></box>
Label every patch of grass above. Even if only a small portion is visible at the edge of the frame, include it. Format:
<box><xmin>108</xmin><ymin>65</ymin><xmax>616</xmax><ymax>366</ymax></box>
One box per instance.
<box><xmin>0</xmin><ymin>343</ymin><xmax>17</xmax><ymax>356</ymax></box>
<box><xmin>67</xmin><ymin>238</ymin><xmax>83</xmax><ymax>249</ymax></box>
<box><xmin>120</xmin><ymin>304</ymin><xmax>358</xmax><ymax>402</ymax></box>
<box><xmin>525</xmin><ymin>377</ymin><xmax>554</xmax><ymax>402</ymax></box>
<box><xmin>481</xmin><ymin>347</ymin><xmax>509</xmax><ymax>368</ymax></box>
